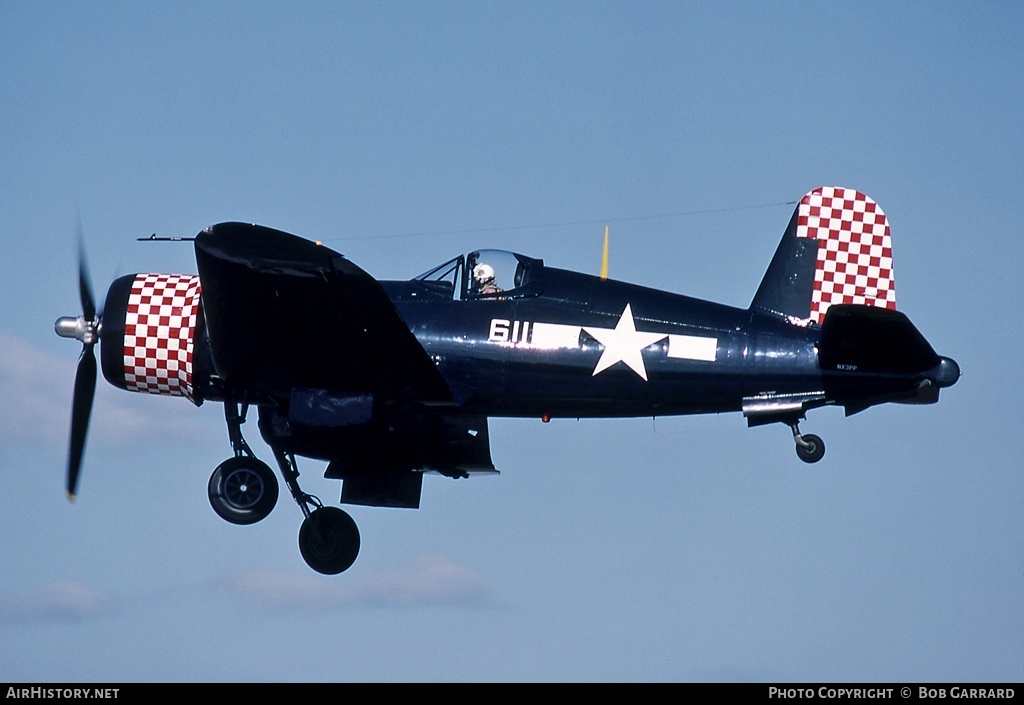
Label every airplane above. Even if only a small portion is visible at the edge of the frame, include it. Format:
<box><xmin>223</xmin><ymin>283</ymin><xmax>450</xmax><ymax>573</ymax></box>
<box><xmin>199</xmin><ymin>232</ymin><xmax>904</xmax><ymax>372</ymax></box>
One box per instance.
<box><xmin>55</xmin><ymin>186</ymin><xmax>959</xmax><ymax>574</ymax></box>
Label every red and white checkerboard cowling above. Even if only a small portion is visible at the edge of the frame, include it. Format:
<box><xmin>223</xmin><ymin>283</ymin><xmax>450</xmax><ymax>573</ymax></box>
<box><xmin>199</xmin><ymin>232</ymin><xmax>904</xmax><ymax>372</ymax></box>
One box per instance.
<box><xmin>123</xmin><ymin>274</ymin><xmax>203</xmax><ymax>400</ymax></box>
<box><xmin>797</xmin><ymin>186</ymin><xmax>896</xmax><ymax>325</ymax></box>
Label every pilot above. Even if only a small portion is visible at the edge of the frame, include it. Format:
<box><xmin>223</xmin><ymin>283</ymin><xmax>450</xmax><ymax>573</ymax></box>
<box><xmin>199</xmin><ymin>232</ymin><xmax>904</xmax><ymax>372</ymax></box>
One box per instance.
<box><xmin>473</xmin><ymin>263</ymin><xmax>502</xmax><ymax>296</ymax></box>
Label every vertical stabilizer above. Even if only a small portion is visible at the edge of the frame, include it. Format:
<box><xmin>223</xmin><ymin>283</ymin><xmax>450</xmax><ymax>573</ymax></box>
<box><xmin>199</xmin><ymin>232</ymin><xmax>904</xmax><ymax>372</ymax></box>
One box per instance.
<box><xmin>751</xmin><ymin>186</ymin><xmax>896</xmax><ymax>326</ymax></box>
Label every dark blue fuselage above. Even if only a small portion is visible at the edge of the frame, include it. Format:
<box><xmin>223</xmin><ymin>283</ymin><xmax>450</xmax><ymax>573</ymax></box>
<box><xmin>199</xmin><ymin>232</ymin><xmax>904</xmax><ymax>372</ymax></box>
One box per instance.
<box><xmin>383</xmin><ymin>265</ymin><xmax>826</xmax><ymax>420</ymax></box>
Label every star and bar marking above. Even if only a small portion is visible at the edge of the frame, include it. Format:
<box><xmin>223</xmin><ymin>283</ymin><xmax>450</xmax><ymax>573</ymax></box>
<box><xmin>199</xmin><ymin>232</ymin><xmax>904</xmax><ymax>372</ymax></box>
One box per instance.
<box><xmin>488</xmin><ymin>304</ymin><xmax>717</xmax><ymax>381</ymax></box>
<box><xmin>583</xmin><ymin>304</ymin><xmax>666</xmax><ymax>381</ymax></box>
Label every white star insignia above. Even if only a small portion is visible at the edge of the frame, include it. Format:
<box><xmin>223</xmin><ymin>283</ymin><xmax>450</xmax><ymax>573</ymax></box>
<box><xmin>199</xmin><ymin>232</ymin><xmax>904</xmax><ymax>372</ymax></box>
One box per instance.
<box><xmin>583</xmin><ymin>304</ymin><xmax>667</xmax><ymax>381</ymax></box>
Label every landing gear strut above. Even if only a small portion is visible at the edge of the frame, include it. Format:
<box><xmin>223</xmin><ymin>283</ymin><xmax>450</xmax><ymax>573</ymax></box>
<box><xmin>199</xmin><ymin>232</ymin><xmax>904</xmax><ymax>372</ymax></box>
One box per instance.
<box><xmin>789</xmin><ymin>420</ymin><xmax>825</xmax><ymax>463</ymax></box>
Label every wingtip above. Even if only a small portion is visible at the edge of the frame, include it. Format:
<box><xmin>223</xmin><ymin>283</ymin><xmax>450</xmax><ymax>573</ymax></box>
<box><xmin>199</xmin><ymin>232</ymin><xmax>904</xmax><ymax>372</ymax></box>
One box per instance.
<box><xmin>66</xmin><ymin>491</ymin><xmax>76</xmax><ymax>503</ymax></box>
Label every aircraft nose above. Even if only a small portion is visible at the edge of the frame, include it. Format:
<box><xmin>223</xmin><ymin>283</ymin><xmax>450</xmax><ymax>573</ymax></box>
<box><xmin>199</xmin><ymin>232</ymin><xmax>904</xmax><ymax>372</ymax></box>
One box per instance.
<box><xmin>928</xmin><ymin>356</ymin><xmax>960</xmax><ymax>388</ymax></box>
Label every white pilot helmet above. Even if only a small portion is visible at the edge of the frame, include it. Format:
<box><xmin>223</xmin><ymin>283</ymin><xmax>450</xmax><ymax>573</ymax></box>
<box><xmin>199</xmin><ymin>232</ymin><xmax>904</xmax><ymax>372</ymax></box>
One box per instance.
<box><xmin>473</xmin><ymin>263</ymin><xmax>495</xmax><ymax>283</ymax></box>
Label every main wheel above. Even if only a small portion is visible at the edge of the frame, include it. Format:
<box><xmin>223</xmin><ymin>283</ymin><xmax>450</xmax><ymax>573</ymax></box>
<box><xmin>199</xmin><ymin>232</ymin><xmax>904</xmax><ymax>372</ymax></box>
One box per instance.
<box><xmin>298</xmin><ymin>507</ymin><xmax>360</xmax><ymax>575</ymax></box>
<box><xmin>208</xmin><ymin>456</ymin><xmax>279</xmax><ymax>525</ymax></box>
<box><xmin>795</xmin><ymin>433</ymin><xmax>825</xmax><ymax>464</ymax></box>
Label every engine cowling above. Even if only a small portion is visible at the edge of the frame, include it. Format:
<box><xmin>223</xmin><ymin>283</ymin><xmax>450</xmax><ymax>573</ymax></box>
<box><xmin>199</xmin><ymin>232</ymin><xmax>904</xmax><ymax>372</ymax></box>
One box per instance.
<box><xmin>100</xmin><ymin>273</ymin><xmax>214</xmax><ymax>403</ymax></box>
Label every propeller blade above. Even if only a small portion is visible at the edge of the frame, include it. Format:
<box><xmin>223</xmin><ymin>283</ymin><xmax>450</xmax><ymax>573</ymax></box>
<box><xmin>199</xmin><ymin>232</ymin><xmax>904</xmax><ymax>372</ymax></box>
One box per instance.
<box><xmin>78</xmin><ymin>245</ymin><xmax>96</xmax><ymax>322</ymax></box>
<box><xmin>61</xmin><ymin>221</ymin><xmax>105</xmax><ymax>500</ymax></box>
<box><xmin>67</xmin><ymin>343</ymin><xmax>97</xmax><ymax>501</ymax></box>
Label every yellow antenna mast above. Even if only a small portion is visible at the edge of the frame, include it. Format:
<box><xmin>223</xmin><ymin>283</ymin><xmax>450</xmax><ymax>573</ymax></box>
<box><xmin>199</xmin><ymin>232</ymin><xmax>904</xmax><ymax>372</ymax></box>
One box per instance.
<box><xmin>599</xmin><ymin>225</ymin><xmax>609</xmax><ymax>280</ymax></box>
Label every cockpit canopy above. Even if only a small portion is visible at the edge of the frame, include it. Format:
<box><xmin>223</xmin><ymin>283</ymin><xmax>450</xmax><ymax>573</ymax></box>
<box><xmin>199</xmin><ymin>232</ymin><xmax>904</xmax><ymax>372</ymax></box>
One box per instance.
<box><xmin>413</xmin><ymin>249</ymin><xmax>543</xmax><ymax>300</ymax></box>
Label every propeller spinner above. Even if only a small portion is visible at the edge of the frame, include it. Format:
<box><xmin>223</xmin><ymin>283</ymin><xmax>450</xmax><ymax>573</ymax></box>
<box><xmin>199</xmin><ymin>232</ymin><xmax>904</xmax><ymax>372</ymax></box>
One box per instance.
<box><xmin>54</xmin><ymin>254</ymin><xmax>103</xmax><ymax>501</ymax></box>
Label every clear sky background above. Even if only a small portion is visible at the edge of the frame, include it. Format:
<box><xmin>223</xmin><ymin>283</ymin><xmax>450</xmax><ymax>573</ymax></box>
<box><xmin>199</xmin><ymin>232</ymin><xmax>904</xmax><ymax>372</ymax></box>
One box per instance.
<box><xmin>1</xmin><ymin>1</ymin><xmax>1021</xmax><ymax>683</ymax></box>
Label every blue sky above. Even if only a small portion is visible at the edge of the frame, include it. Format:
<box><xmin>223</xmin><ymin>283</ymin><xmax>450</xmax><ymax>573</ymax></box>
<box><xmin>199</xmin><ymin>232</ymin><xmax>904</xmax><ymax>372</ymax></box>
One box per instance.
<box><xmin>1</xmin><ymin>1</ymin><xmax>1021</xmax><ymax>682</ymax></box>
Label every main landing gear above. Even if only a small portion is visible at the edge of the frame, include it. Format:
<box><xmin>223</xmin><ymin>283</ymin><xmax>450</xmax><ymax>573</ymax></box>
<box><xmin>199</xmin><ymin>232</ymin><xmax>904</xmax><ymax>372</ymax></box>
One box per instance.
<box><xmin>297</xmin><ymin>506</ymin><xmax>360</xmax><ymax>575</ymax></box>
<box><xmin>788</xmin><ymin>419</ymin><xmax>825</xmax><ymax>464</ymax></box>
<box><xmin>208</xmin><ymin>455</ymin><xmax>279</xmax><ymax>525</ymax></box>
<box><xmin>206</xmin><ymin>398</ymin><xmax>360</xmax><ymax>574</ymax></box>
<box><xmin>272</xmin><ymin>447</ymin><xmax>360</xmax><ymax>575</ymax></box>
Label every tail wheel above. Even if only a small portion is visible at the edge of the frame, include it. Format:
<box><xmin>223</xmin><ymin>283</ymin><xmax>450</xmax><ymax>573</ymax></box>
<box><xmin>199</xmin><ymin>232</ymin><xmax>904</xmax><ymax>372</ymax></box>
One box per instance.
<box><xmin>795</xmin><ymin>433</ymin><xmax>825</xmax><ymax>464</ymax></box>
<box><xmin>208</xmin><ymin>456</ymin><xmax>279</xmax><ymax>525</ymax></box>
<box><xmin>299</xmin><ymin>507</ymin><xmax>360</xmax><ymax>575</ymax></box>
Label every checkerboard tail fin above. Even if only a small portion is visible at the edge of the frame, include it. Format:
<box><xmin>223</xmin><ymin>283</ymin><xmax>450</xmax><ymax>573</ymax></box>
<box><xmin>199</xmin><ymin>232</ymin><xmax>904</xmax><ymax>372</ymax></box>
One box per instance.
<box><xmin>750</xmin><ymin>186</ymin><xmax>896</xmax><ymax>327</ymax></box>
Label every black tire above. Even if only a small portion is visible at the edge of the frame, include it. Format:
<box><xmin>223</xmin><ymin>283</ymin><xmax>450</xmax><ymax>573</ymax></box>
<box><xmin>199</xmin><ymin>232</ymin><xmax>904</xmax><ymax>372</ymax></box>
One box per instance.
<box><xmin>208</xmin><ymin>456</ymin><xmax>279</xmax><ymax>525</ymax></box>
<box><xmin>298</xmin><ymin>507</ymin><xmax>360</xmax><ymax>575</ymax></box>
<box><xmin>795</xmin><ymin>433</ymin><xmax>825</xmax><ymax>464</ymax></box>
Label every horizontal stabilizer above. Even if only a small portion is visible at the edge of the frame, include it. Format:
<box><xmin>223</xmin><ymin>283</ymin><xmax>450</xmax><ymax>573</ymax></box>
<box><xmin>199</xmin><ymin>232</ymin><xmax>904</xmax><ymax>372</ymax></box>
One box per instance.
<box><xmin>817</xmin><ymin>304</ymin><xmax>939</xmax><ymax>374</ymax></box>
